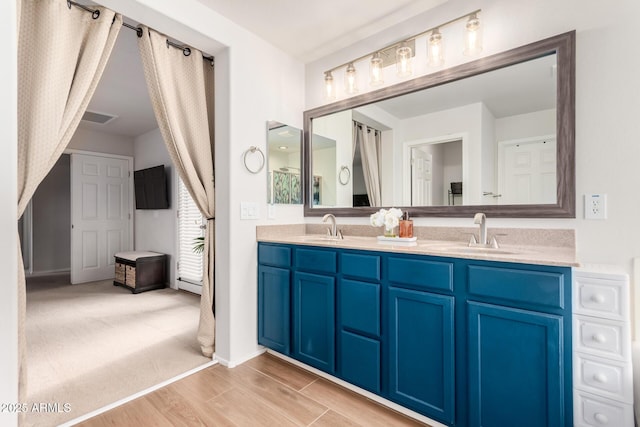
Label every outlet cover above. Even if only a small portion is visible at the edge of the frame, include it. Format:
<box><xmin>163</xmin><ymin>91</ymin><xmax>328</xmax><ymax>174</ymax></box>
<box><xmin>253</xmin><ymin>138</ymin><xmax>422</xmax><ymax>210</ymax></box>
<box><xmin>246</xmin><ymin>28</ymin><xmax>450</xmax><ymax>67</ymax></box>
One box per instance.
<box><xmin>584</xmin><ymin>194</ymin><xmax>607</xmax><ymax>220</ymax></box>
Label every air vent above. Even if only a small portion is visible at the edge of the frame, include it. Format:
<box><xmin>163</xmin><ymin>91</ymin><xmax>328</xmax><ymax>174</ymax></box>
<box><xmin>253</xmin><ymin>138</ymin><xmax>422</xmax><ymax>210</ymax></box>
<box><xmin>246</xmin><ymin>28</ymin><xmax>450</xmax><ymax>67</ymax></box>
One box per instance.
<box><xmin>82</xmin><ymin>110</ymin><xmax>117</xmax><ymax>125</ymax></box>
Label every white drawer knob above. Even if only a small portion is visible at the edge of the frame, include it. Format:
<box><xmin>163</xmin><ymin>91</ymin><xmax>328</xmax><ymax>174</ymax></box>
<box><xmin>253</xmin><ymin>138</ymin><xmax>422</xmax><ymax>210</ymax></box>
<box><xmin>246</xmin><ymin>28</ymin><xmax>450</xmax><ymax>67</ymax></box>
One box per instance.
<box><xmin>594</xmin><ymin>412</ymin><xmax>609</xmax><ymax>424</ymax></box>
<box><xmin>592</xmin><ymin>333</ymin><xmax>606</xmax><ymax>343</ymax></box>
<box><xmin>590</xmin><ymin>294</ymin><xmax>605</xmax><ymax>304</ymax></box>
<box><xmin>593</xmin><ymin>373</ymin><xmax>608</xmax><ymax>383</ymax></box>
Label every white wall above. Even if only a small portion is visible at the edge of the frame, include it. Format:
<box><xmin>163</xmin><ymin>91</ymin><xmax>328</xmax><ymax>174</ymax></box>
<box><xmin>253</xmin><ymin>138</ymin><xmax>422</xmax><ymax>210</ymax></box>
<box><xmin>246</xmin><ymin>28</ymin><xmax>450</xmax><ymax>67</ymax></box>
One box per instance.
<box><xmin>68</xmin><ymin>127</ymin><xmax>135</xmax><ymax>157</ymax></box>
<box><xmin>134</xmin><ymin>128</ymin><xmax>177</xmax><ymax>287</ymax></box>
<box><xmin>0</xmin><ymin>0</ymin><xmax>18</xmax><ymax>423</ymax></box>
<box><xmin>306</xmin><ymin>0</ymin><xmax>640</xmax><ymax>335</ymax></box>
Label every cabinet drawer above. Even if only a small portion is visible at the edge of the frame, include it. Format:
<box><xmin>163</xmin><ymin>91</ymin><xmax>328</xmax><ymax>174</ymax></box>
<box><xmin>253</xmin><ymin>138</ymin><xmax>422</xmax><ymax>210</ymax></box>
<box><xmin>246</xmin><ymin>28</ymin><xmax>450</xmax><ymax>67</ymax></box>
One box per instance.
<box><xmin>574</xmin><ymin>353</ymin><xmax>633</xmax><ymax>404</ymax></box>
<box><xmin>295</xmin><ymin>248</ymin><xmax>337</xmax><ymax>274</ymax></box>
<box><xmin>341</xmin><ymin>253</ymin><xmax>380</xmax><ymax>282</ymax></box>
<box><xmin>573</xmin><ymin>276</ymin><xmax>628</xmax><ymax>321</ymax></box>
<box><xmin>340</xmin><ymin>331</ymin><xmax>381</xmax><ymax>394</ymax></box>
<box><xmin>468</xmin><ymin>265</ymin><xmax>565</xmax><ymax>310</ymax></box>
<box><xmin>573</xmin><ymin>315</ymin><xmax>630</xmax><ymax>361</ymax></box>
<box><xmin>258</xmin><ymin>244</ymin><xmax>291</xmax><ymax>268</ymax></box>
<box><xmin>388</xmin><ymin>257</ymin><xmax>453</xmax><ymax>292</ymax></box>
<box><xmin>574</xmin><ymin>390</ymin><xmax>634</xmax><ymax>427</ymax></box>
<box><xmin>340</xmin><ymin>279</ymin><xmax>380</xmax><ymax>337</ymax></box>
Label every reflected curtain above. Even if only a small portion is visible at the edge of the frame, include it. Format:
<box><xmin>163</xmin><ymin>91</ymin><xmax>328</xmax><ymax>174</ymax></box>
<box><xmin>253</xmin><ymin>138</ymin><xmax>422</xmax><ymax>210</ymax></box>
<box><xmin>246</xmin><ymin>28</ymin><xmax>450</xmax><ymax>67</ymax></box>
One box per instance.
<box><xmin>17</xmin><ymin>0</ymin><xmax>122</xmax><ymax>398</ymax></box>
<box><xmin>354</xmin><ymin>121</ymin><xmax>382</xmax><ymax>206</ymax></box>
<box><xmin>138</xmin><ymin>27</ymin><xmax>216</xmax><ymax>358</ymax></box>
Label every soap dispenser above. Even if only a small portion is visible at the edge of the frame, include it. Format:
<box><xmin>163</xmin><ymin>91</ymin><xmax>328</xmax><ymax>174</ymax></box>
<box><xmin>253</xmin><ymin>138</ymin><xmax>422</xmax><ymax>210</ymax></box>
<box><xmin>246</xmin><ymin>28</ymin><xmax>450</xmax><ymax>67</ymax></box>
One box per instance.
<box><xmin>399</xmin><ymin>211</ymin><xmax>413</xmax><ymax>238</ymax></box>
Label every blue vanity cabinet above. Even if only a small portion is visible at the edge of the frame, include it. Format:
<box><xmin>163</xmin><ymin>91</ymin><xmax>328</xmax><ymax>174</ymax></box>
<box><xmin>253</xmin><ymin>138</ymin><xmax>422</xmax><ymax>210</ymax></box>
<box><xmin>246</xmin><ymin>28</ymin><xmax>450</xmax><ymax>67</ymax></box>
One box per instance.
<box><xmin>257</xmin><ymin>244</ymin><xmax>292</xmax><ymax>354</ymax></box>
<box><xmin>465</xmin><ymin>263</ymin><xmax>572</xmax><ymax>427</ymax></box>
<box><xmin>387</xmin><ymin>256</ymin><xmax>455</xmax><ymax>424</ymax></box>
<box><xmin>256</xmin><ymin>242</ymin><xmax>573</xmax><ymax>427</ymax></box>
<box><xmin>292</xmin><ymin>248</ymin><xmax>337</xmax><ymax>374</ymax></box>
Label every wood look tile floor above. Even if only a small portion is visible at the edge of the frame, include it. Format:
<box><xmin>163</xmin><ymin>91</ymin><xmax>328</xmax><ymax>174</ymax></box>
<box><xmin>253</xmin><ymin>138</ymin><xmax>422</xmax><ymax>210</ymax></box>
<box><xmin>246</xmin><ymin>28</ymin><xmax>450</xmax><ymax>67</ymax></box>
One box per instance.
<box><xmin>78</xmin><ymin>352</ymin><xmax>430</xmax><ymax>427</ymax></box>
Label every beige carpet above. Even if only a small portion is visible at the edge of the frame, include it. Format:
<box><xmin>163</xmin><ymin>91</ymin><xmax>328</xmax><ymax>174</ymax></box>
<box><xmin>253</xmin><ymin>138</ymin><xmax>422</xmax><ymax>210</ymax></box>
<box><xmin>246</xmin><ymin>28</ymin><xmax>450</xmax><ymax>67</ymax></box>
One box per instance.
<box><xmin>25</xmin><ymin>275</ymin><xmax>211</xmax><ymax>427</ymax></box>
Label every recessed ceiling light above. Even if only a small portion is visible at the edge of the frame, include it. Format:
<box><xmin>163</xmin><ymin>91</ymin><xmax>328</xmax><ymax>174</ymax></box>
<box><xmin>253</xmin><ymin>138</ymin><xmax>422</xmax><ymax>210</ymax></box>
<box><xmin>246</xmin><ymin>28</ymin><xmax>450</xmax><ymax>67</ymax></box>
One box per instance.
<box><xmin>279</xmin><ymin>146</ymin><xmax>287</xmax><ymax>150</ymax></box>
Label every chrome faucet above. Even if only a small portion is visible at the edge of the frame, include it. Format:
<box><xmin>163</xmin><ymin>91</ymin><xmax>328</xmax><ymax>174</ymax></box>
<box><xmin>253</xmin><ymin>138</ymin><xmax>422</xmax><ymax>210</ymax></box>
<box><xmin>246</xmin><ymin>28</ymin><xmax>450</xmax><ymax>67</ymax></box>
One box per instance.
<box><xmin>473</xmin><ymin>212</ymin><xmax>488</xmax><ymax>246</ymax></box>
<box><xmin>322</xmin><ymin>213</ymin><xmax>342</xmax><ymax>239</ymax></box>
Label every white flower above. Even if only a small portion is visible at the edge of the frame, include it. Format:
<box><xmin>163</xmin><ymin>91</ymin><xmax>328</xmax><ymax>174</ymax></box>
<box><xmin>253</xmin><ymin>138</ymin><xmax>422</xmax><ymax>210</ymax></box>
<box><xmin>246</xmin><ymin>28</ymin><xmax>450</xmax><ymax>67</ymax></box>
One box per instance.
<box><xmin>370</xmin><ymin>207</ymin><xmax>403</xmax><ymax>230</ymax></box>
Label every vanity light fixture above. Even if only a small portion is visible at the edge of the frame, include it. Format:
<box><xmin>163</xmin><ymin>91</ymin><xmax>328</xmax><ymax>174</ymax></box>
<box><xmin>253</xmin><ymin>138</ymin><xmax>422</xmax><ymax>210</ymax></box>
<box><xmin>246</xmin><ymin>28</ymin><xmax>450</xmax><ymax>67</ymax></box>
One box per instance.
<box><xmin>370</xmin><ymin>52</ymin><xmax>384</xmax><ymax>86</ymax></box>
<box><xmin>345</xmin><ymin>62</ymin><xmax>358</xmax><ymax>94</ymax></box>
<box><xmin>321</xmin><ymin>9</ymin><xmax>482</xmax><ymax>100</ymax></box>
<box><xmin>463</xmin><ymin>12</ymin><xmax>483</xmax><ymax>56</ymax></box>
<box><xmin>396</xmin><ymin>42</ymin><xmax>413</xmax><ymax>78</ymax></box>
<box><xmin>324</xmin><ymin>71</ymin><xmax>336</xmax><ymax>101</ymax></box>
<box><xmin>427</xmin><ymin>28</ymin><xmax>445</xmax><ymax>67</ymax></box>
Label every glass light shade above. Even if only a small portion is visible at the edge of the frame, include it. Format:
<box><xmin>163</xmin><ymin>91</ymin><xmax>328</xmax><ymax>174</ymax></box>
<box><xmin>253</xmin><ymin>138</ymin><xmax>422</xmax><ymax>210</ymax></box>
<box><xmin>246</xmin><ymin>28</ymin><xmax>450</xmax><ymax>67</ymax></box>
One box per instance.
<box><xmin>370</xmin><ymin>53</ymin><xmax>384</xmax><ymax>86</ymax></box>
<box><xmin>464</xmin><ymin>13</ymin><xmax>483</xmax><ymax>56</ymax></box>
<box><xmin>428</xmin><ymin>29</ymin><xmax>445</xmax><ymax>67</ymax></box>
<box><xmin>344</xmin><ymin>63</ymin><xmax>358</xmax><ymax>95</ymax></box>
<box><xmin>324</xmin><ymin>71</ymin><xmax>336</xmax><ymax>100</ymax></box>
<box><xmin>396</xmin><ymin>42</ymin><xmax>413</xmax><ymax>78</ymax></box>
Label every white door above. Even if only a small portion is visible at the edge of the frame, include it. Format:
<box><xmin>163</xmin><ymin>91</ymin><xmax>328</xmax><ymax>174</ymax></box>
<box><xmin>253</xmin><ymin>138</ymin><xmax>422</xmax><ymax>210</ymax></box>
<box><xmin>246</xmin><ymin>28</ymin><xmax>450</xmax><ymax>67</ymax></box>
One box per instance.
<box><xmin>177</xmin><ymin>177</ymin><xmax>204</xmax><ymax>295</ymax></box>
<box><xmin>71</xmin><ymin>153</ymin><xmax>132</xmax><ymax>284</ymax></box>
<box><xmin>500</xmin><ymin>138</ymin><xmax>556</xmax><ymax>204</ymax></box>
<box><xmin>411</xmin><ymin>147</ymin><xmax>432</xmax><ymax>206</ymax></box>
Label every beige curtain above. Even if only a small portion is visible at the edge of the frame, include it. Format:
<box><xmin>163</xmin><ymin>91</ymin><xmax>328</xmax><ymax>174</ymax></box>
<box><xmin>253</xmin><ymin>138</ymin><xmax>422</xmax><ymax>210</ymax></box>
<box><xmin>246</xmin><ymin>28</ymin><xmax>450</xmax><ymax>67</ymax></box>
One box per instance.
<box><xmin>17</xmin><ymin>0</ymin><xmax>122</xmax><ymax>398</ymax></box>
<box><xmin>138</xmin><ymin>27</ymin><xmax>216</xmax><ymax>358</ymax></box>
<box><xmin>354</xmin><ymin>122</ymin><xmax>382</xmax><ymax>206</ymax></box>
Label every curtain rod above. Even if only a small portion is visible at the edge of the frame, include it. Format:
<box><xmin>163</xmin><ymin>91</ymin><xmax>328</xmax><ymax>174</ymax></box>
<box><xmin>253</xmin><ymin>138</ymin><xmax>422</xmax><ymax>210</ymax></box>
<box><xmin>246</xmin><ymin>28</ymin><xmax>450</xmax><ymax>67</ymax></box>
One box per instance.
<box><xmin>67</xmin><ymin>0</ymin><xmax>214</xmax><ymax>64</ymax></box>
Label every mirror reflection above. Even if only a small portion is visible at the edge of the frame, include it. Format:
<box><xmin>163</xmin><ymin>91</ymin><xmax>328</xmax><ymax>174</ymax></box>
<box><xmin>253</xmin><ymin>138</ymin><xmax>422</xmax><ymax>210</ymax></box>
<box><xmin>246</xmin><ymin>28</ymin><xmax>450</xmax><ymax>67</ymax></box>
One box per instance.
<box><xmin>267</xmin><ymin>121</ymin><xmax>302</xmax><ymax>204</ymax></box>
<box><xmin>310</xmin><ymin>53</ymin><xmax>557</xmax><ymax>208</ymax></box>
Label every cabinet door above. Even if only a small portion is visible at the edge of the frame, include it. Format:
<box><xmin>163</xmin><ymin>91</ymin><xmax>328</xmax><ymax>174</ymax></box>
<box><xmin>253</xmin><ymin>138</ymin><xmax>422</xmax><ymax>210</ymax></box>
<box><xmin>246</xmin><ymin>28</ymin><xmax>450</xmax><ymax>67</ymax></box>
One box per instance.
<box><xmin>293</xmin><ymin>272</ymin><xmax>335</xmax><ymax>373</ymax></box>
<box><xmin>467</xmin><ymin>301</ymin><xmax>564</xmax><ymax>427</ymax></box>
<box><xmin>388</xmin><ymin>287</ymin><xmax>455</xmax><ymax>424</ymax></box>
<box><xmin>258</xmin><ymin>265</ymin><xmax>290</xmax><ymax>354</ymax></box>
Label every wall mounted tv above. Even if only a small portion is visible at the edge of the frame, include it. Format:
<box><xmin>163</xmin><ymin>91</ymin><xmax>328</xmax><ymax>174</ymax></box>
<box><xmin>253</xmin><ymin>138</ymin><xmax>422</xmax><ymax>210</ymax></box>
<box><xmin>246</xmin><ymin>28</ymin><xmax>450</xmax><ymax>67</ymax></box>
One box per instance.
<box><xmin>134</xmin><ymin>165</ymin><xmax>169</xmax><ymax>209</ymax></box>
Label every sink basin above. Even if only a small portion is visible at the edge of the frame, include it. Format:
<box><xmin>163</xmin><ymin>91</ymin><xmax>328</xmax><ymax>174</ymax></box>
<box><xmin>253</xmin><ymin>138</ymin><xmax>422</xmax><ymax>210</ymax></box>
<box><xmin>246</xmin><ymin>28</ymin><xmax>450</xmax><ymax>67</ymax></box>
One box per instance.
<box><xmin>300</xmin><ymin>235</ymin><xmax>345</xmax><ymax>244</ymax></box>
<box><xmin>419</xmin><ymin>242</ymin><xmax>520</xmax><ymax>255</ymax></box>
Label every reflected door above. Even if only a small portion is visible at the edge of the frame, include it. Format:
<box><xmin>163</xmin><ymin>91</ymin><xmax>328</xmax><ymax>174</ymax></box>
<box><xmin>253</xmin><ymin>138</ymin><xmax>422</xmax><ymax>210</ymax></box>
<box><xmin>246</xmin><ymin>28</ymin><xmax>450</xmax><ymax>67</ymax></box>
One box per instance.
<box><xmin>71</xmin><ymin>154</ymin><xmax>131</xmax><ymax>284</ymax></box>
<box><xmin>500</xmin><ymin>138</ymin><xmax>556</xmax><ymax>204</ymax></box>
<box><xmin>411</xmin><ymin>147</ymin><xmax>432</xmax><ymax>206</ymax></box>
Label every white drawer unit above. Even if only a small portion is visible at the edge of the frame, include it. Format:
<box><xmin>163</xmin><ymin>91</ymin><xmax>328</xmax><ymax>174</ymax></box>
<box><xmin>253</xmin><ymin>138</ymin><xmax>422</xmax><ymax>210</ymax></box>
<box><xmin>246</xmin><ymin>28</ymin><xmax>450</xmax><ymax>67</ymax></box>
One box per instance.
<box><xmin>573</xmin><ymin>275</ymin><xmax>628</xmax><ymax>321</ymax></box>
<box><xmin>573</xmin><ymin>267</ymin><xmax>634</xmax><ymax>426</ymax></box>
<box><xmin>574</xmin><ymin>390</ymin><xmax>635</xmax><ymax>427</ymax></box>
<box><xmin>574</xmin><ymin>314</ymin><xmax>630</xmax><ymax>361</ymax></box>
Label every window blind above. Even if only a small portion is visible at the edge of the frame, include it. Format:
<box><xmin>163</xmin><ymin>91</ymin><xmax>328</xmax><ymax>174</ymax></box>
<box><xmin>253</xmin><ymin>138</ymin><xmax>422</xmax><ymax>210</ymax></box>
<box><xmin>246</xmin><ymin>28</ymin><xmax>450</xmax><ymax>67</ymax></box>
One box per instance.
<box><xmin>178</xmin><ymin>178</ymin><xmax>204</xmax><ymax>284</ymax></box>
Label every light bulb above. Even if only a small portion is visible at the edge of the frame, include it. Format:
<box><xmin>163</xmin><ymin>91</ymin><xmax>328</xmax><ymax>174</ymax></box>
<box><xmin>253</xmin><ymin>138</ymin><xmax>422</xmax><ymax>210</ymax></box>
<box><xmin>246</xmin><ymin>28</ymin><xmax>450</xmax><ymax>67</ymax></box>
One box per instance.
<box><xmin>396</xmin><ymin>42</ymin><xmax>413</xmax><ymax>78</ymax></box>
<box><xmin>344</xmin><ymin>63</ymin><xmax>358</xmax><ymax>95</ymax></box>
<box><xmin>370</xmin><ymin>52</ymin><xmax>384</xmax><ymax>86</ymax></box>
<box><xmin>464</xmin><ymin>13</ymin><xmax>483</xmax><ymax>56</ymax></box>
<box><xmin>324</xmin><ymin>71</ymin><xmax>336</xmax><ymax>101</ymax></box>
<box><xmin>428</xmin><ymin>29</ymin><xmax>444</xmax><ymax>67</ymax></box>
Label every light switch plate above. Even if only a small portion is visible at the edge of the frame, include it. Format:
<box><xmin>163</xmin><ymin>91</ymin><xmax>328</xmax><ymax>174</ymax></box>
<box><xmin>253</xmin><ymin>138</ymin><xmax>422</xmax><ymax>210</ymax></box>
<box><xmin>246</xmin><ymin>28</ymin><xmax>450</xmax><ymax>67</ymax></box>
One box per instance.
<box><xmin>240</xmin><ymin>202</ymin><xmax>260</xmax><ymax>220</ymax></box>
<box><xmin>584</xmin><ymin>194</ymin><xmax>607</xmax><ymax>219</ymax></box>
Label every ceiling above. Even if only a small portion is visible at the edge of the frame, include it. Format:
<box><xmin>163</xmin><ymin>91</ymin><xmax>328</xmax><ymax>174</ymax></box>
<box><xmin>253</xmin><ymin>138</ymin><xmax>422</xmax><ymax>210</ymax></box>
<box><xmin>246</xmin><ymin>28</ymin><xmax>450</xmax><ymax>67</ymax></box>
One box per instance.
<box><xmin>195</xmin><ymin>0</ymin><xmax>448</xmax><ymax>63</ymax></box>
<box><xmin>81</xmin><ymin>0</ymin><xmax>449</xmax><ymax>138</ymax></box>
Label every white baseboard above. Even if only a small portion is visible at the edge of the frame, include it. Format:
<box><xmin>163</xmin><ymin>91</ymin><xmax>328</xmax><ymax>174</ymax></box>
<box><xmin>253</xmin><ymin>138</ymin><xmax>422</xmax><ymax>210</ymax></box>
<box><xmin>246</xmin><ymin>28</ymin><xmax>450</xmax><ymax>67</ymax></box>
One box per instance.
<box><xmin>27</xmin><ymin>269</ymin><xmax>70</xmax><ymax>277</ymax></box>
<box><xmin>267</xmin><ymin>350</ymin><xmax>446</xmax><ymax>427</ymax></box>
<box><xmin>61</xmin><ymin>359</ymin><xmax>217</xmax><ymax>426</ymax></box>
<box><xmin>214</xmin><ymin>347</ymin><xmax>266</xmax><ymax>368</ymax></box>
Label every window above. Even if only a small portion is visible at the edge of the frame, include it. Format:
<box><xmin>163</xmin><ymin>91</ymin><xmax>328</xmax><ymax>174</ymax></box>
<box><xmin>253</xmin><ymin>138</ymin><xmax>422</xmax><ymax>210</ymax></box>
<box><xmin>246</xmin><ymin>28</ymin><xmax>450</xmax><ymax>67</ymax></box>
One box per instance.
<box><xmin>177</xmin><ymin>178</ymin><xmax>204</xmax><ymax>286</ymax></box>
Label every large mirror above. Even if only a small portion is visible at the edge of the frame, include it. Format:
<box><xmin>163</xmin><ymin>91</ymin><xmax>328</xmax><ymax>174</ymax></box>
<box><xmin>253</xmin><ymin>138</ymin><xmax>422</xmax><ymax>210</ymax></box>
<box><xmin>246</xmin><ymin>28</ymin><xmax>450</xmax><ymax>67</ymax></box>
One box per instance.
<box><xmin>303</xmin><ymin>31</ymin><xmax>575</xmax><ymax>217</ymax></box>
<box><xmin>267</xmin><ymin>121</ymin><xmax>302</xmax><ymax>204</ymax></box>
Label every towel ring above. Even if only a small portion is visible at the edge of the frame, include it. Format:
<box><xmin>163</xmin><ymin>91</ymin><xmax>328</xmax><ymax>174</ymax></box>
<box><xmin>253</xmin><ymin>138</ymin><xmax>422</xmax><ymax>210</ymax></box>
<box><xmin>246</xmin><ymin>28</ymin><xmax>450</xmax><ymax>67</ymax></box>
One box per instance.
<box><xmin>338</xmin><ymin>165</ymin><xmax>351</xmax><ymax>185</ymax></box>
<box><xmin>243</xmin><ymin>146</ymin><xmax>265</xmax><ymax>174</ymax></box>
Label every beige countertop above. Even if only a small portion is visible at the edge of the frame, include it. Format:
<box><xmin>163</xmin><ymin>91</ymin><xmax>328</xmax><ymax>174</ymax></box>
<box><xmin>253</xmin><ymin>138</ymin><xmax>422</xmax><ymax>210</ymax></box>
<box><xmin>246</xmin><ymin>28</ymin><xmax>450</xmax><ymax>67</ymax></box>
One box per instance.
<box><xmin>256</xmin><ymin>225</ymin><xmax>579</xmax><ymax>267</ymax></box>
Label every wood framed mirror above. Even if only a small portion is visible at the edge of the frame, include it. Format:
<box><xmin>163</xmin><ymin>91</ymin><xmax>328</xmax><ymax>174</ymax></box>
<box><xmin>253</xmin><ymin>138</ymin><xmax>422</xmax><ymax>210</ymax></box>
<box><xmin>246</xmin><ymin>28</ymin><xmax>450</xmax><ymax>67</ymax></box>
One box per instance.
<box><xmin>303</xmin><ymin>31</ymin><xmax>575</xmax><ymax>218</ymax></box>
